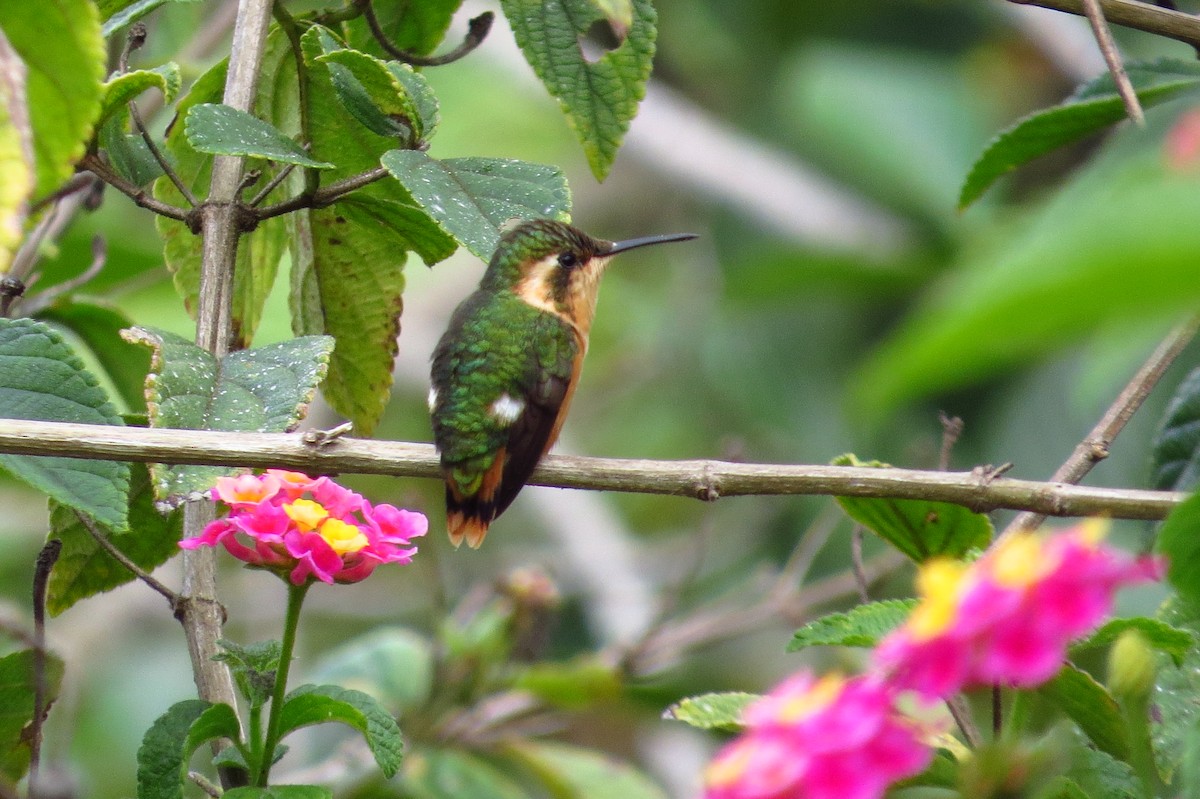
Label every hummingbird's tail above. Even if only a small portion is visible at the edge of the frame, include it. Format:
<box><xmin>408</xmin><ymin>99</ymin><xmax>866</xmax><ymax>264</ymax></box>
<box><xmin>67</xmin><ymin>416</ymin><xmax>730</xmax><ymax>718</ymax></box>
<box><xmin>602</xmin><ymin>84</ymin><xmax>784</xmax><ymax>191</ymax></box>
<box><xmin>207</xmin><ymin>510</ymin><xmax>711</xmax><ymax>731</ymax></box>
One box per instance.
<box><xmin>447</xmin><ymin>509</ymin><xmax>490</xmax><ymax>549</ymax></box>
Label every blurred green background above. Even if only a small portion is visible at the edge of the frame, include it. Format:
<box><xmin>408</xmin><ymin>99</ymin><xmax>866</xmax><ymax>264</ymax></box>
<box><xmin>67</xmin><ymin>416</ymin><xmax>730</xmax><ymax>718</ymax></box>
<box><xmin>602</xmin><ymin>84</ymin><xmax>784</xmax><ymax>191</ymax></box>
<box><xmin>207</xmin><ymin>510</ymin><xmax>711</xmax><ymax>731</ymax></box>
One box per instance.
<box><xmin>5</xmin><ymin>1</ymin><xmax>1199</xmax><ymax>796</ymax></box>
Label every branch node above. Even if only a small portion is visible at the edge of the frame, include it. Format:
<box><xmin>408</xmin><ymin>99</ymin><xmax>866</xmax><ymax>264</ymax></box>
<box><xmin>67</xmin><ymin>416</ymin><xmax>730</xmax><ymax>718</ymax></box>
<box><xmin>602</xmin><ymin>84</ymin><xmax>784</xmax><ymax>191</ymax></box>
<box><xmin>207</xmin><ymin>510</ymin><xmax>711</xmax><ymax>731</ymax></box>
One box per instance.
<box><xmin>302</xmin><ymin>421</ymin><xmax>354</xmax><ymax>448</ymax></box>
<box><xmin>174</xmin><ymin>594</ymin><xmax>228</xmax><ymax>625</ymax></box>
<box><xmin>1086</xmin><ymin>438</ymin><xmax>1111</xmax><ymax>461</ymax></box>
<box><xmin>696</xmin><ymin>463</ymin><xmax>720</xmax><ymax>502</ymax></box>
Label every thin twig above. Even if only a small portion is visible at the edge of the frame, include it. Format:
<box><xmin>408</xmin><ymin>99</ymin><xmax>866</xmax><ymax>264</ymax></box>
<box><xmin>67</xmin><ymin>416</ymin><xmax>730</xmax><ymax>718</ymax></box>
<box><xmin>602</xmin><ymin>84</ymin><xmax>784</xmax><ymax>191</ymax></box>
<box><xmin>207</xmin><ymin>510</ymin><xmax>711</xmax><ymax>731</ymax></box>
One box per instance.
<box><xmin>0</xmin><ymin>418</ymin><xmax>1185</xmax><ymax>520</ymax></box>
<box><xmin>132</xmin><ymin>101</ymin><xmax>198</xmax><ymax>205</ymax></box>
<box><xmin>253</xmin><ymin>165</ymin><xmax>390</xmax><ymax>219</ymax></box>
<box><xmin>82</xmin><ymin>154</ymin><xmax>191</xmax><ymax>222</ymax></box>
<box><xmin>850</xmin><ymin>526</ymin><xmax>870</xmax><ymax>603</ymax></box>
<box><xmin>28</xmin><ymin>173</ymin><xmax>97</xmax><ymax>215</ymax></box>
<box><xmin>1006</xmin><ymin>316</ymin><xmax>1200</xmax><ymax>533</ymax></box>
<box><xmin>73</xmin><ymin>511</ymin><xmax>181</xmax><ymax>607</ymax></box>
<box><xmin>0</xmin><ymin>614</ymin><xmax>40</xmax><ymax>650</ymax></box>
<box><xmin>938</xmin><ymin>412</ymin><xmax>964</xmax><ymax>472</ymax></box>
<box><xmin>29</xmin><ymin>540</ymin><xmax>61</xmax><ymax>798</ymax></box>
<box><xmin>247</xmin><ymin>162</ymin><xmax>297</xmax><ymax>206</ymax></box>
<box><xmin>118</xmin><ymin>25</ymin><xmax>198</xmax><ymax>203</ymax></box>
<box><xmin>1008</xmin><ymin>0</ymin><xmax>1200</xmax><ymax>51</ymax></box>
<box><xmin>361</xmin><ymin>1</ymin><xmax>494</xmax><ymax>66</ymax></box>
<box><xmin>948</xmin><ymin>695</ymin><xmax>983</xmax><ymax>748</ymax></box>
<box><xmin>625</xmin><ymin>551</ymin><xmax>905</xmax><ymax>676</ymax></box>
<box><xmin>19</xmin><ymin>237</ymin><xmax>107</xmax><ymax>316</ymax></box>
<box><xmin>1080</xmin><ymin>0</ymin><xmax>1145</xmax><ymax>124</ymax></box>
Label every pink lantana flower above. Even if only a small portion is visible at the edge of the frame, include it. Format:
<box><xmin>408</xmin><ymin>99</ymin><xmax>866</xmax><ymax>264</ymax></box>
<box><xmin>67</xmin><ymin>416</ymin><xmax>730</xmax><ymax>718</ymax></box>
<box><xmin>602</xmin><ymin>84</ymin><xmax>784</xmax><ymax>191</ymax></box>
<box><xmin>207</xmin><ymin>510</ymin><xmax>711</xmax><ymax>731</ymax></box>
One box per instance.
<box><xmin>703</xmin><ymin>673</ymin><xmax>932</xmax><ymax>799</ymax></box>
<box><xmin>180</xmin><ymin>472</ymin><xmax>427</xmax><ymax>586</ymax></box>
<box><xmin>875</xmin><ymin>521</ymin><xmax>1162</xmax><ymax>698</ymax></box>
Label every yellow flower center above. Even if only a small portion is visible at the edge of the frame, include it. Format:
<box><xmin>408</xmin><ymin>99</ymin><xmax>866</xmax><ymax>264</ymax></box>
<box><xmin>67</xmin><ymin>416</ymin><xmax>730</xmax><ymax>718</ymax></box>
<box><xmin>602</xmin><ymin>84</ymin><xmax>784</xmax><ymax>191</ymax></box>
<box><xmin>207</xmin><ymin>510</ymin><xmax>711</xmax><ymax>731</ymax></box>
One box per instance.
<box><xmin>284</xmin><ymin>499</ymin><xmax>329</xmax><ymax>532</ymax></box>
<box><xmin>1078</xmin><ymin>518</ymin><xmax>1109</xmax><ymax>547</ymax></box>
<box><xmin>318</xmin><ymin>518</ymin><xmax>369</xmax><ymax>555</ymax></box>
<box><xmin>776</xmin><ymin>674</ymin><xmax>845</xmax><ymax>723</ymax></box>
<box><xmin>989</xmin><ymin>532</ymin><xmax>1051</xmax><ymax>589</ymax></box>
<box><xmin>705</xmin><ymin>740</ymin><xmax>754</xmax><ymax>788</ymax></box>
<box><xmin>908</xmin><ymin>558</ymin><xmax>967</xmax><ymax>640</ymax></box>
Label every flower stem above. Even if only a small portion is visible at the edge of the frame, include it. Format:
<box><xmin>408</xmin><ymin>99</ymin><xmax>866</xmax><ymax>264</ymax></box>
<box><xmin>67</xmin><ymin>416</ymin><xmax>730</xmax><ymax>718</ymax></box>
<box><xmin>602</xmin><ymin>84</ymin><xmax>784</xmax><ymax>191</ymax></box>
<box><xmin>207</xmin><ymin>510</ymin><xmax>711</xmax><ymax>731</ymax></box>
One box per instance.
<box><xmin>255</xmin><ymin>580</ymin><xmax>310</xmax><ymax>786</ymax></box>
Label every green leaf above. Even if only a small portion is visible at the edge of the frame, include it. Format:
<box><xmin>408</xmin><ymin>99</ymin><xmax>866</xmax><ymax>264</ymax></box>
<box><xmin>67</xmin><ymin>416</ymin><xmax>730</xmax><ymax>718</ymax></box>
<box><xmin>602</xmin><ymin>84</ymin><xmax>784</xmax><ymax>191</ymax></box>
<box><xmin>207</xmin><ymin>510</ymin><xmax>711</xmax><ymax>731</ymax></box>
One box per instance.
<box><xmin>0</xmin><ymin>31</ymin><xmax>33</xmax><ymax>274</ymax></box>
<box><xmin>223</xmin><ymin>788</ymin><xmax>332</xmax><ymax>799</ymax></box>
<box><xmin>100</xmin><ymin>0</ymin><xmax>204</xmax><ymax>36</ymax></box>
<box><xmin>853</xmin><ymin>124</ymin><xmax>1200</xmax><ymax>420</ymax></box>
<box><xmin>126</xmin><ymin>327</ymin><xmax>333</xmax><ymax>498</ymax></box>
<box><xmin>499</xmin><ymin>0</ymin><xmax>656</xmax><ymax>180</ymax></box>
<box><xmin>1038</xmin><ymin>664</ymin><xmax>1129</xmax><ymax>761</ymax></box>
<box><xmin>1038</xmin><ymin>777</ymin><xmax>1090</xmax><ymax>799</ymax></box>
<box><xmin>46</xmin><ymin>462</ymin><xmax>180</xmax><ymax>615</ymax></box>
<box><xmin>39</xmin><ymin>298</ymin><xmax>151</xmax><ymax>412</ymax></box>
<box><xmin>183</xmin><ymin>103</ymin><xmax>333</xmax><ymax>168</ymax></box>
<box><xmin>788</xmin><ymin>598</ymin><xmax>917</xmax><ymax>650</ymax></box>
<box><xmin>1149</xmin><ymin>596</ymin><xmax>1200</xmax><ymax>783</ymax></box>
<box><xmin>1156</xmin><ymin>492</ymin><xmax>1200</xmax><ymax>607</ymax></box>
<box><xmin>512</xmin><ymin>656</ymin><xmax>622</xmax><ymax>709</ymax></box>
<box><xmin>308</xmin><ymin>627</ymin><xmax>434</xmax><ymax>713</ymax></box>
<box><xmin>0</xmin><ymin>650</ymin><xmax>64</xmax><ymax>782</ymax></box>
<box><xmin>98</xmin><ymin>64</ymin><xmax>181</xmax><ymax>128</ymax></box>
<box><xmin>289</xmin><ymin>203</ymin><xmax>407</xmax><ymax>436</ymax></box>
<box><xmin>0</xmin><ymin>0</ymin><xmax>104</xmax><ymax>199</ymax></box>
<box><xmin>663</xmin><ymin>692</ymin><xmax>756</xmax><ymax>732</ymax></box>
<box><xmin>831</xmin><ymin>454</ymin><xmax>993</xmax><ymax>561</ymax></box>
<box><xmin>388</xmin><ymin>62</ymin><xmax>440</xmax><ymax>140</ymax></box>
<box><xmin>0</xmin><ymin>318</ymin><xmax>130</xmax><ymax>529</ymax></box>
<box><xmin>961</xmin><ymin>59</ymin><xmax>1200</xmax><ymax>208</ymax></box>
<box><xmin>1067</xmin><ymin>742</ymin><xmax>1140</xmax><ymax>799</ymax></box>
<box><xmin>402</xmin><ymin>749</ymin><xmax>531</xmax><ymax>799</ymax></box>
<box><xmin>1152</xmin><ymin>366</ymin><xmax>1200</xmax><ymax>491</ymax></box>
<box><xmin>292</xmin><ymin>25</ymin><xmax>459</xmax><ymax>433</ymax></box>
<box><xmin>315</xmin><ymin>48</ymin><xmax>423</xmax><ymax>141</ymax></box>
<box><xmin>100</xmin><ymin>110</ymin><xmax>163</xmax><ymax>186</ymax></box>
<box><xmin>509</xmin><ymin>741</ymin><xmax>668</xmax><ymax>799</ymax></box>
<box><xmin>1071</xmin><ymin>617</ymin><xmax>1194</xmax><ymax>667</ymax></box>
<box><xmin>154</xmin><ymin>49</ymin><xmax>291</xmax><ymax>347</ymax></box>
<box><xmin>381</xmin><ymin>150</ymin><xmax>571</xmax><ymax>259</ymax></box>
<box><xmin>214</xmin><ymin>639</ymin><xmax>282</xmax><ymax>710</ymax></box>
<box><xmin>136</xmin><ymin>700</ymin><xmax>240</xmax><ymax>799</ymax></box>
<box><xmin>346</xmin><ymin>0</ymin><xmax>462</xmax><ymax>59</ymax></box>
<box><xmin>278</xmin><ymin>684</ymin><xmax>403</xmax><ymax>778</ymax></box>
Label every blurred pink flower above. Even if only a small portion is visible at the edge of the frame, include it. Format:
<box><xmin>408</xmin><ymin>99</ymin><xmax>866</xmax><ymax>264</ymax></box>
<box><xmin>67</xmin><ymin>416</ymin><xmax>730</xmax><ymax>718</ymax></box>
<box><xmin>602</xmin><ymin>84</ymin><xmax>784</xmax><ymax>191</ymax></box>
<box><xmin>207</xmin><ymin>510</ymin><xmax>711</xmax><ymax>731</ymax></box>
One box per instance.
<box><xmin>703</xmin><ymin>673</ymin><xmax>931</xmax><ymax>799</ymax></box>
<box><xmin>181</xmin><ymin>472</ymin><xmax>426</xmax><ymax>585</ymax></box>
<box><xmin>875</xmin><ymin>521</ymin><xmax>1162</xmax><ymax>697</ymax></box>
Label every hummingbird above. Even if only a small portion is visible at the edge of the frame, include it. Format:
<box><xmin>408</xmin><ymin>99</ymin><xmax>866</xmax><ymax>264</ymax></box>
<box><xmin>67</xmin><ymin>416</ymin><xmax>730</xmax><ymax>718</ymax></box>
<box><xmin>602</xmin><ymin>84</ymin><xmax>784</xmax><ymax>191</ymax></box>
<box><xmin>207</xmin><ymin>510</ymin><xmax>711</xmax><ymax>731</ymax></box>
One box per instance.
<box><xmin>429</xmin><ymin>219</ymin><xmax>697</xmax><ymax>548</ymax></box>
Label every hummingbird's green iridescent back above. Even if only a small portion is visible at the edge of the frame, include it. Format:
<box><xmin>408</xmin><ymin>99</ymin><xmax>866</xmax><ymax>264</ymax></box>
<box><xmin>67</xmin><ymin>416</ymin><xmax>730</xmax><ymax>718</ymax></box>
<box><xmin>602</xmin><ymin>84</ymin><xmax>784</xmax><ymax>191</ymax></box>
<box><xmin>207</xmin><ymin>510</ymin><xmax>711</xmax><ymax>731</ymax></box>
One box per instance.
<box><xmin>428</xmin><ymin>219</ymin><xmax>696</xmax><ymax>548</ymax></box>
<box><xmin>431</xmin><ymin>293</ymin><xmax>577</xmax><ymax>474</ymax></box>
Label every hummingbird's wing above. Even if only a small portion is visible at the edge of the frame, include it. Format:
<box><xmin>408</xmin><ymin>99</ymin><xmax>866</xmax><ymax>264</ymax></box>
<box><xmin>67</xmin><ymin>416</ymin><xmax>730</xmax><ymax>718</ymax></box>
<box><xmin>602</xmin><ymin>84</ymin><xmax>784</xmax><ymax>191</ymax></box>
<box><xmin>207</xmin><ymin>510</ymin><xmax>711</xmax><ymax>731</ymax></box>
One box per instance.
<box><xmin>492</xmin><ymin>312</ymin><xmax>579</xmax><ymax>516</ymax></box>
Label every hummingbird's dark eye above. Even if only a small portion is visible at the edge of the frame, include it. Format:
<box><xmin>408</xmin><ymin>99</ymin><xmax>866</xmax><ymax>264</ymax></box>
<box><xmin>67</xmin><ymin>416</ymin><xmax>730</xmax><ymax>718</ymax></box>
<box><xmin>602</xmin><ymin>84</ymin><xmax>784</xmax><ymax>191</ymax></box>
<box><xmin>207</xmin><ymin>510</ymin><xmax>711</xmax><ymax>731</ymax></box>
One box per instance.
<box><xmin>557</xmin><ymin>251</ymin><xmax>579</xmax><ymax>268</ymax></box>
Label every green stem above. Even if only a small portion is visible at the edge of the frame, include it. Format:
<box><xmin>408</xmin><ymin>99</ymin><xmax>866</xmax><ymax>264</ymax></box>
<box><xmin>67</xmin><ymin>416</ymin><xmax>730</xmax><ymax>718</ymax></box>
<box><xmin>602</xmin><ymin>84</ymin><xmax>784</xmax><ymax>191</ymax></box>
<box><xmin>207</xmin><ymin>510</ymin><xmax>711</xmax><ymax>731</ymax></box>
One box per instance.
<box><xmin>247</xmin><ymin>702</ymin><xmax>264</xmax><ymax>775</ymax></box>
<box><xmin>255</xmin><ymin>580</ymin><xmax>310</xmax><ymax>786</ymax></box>
<box><xmin>1000</xmin><ymin>690</ymin><xmax>1029</xmax><ymax>743</ymax></box>
<box><xmin>271</xmin><ymin>1</ymin><xmax>319</xmax><ymax>197</ymax></box>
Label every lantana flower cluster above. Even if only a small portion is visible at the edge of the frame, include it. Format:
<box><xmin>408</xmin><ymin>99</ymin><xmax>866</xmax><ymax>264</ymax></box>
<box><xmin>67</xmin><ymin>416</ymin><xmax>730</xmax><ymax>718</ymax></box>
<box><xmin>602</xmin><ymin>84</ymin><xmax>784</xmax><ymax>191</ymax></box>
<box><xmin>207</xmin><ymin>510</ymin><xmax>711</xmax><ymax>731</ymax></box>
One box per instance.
<box><xmin>180</xmin><ymin>470</ymin><xmax>427</xmax><ymax>585</ymax></box>
<box><xmin>874</xmin><ymin>521</ymin><xmax>1161</xmax><ymax>698</ymax></box>
<box><xmin>704</xmin><ymin>673</ymin><xmax>932</xmax><ymax>799</ymax></box>
<box><xmin>703</xmin><ymin>522</ymin><xmax>1162</xmax><ymax>799</ymax></box>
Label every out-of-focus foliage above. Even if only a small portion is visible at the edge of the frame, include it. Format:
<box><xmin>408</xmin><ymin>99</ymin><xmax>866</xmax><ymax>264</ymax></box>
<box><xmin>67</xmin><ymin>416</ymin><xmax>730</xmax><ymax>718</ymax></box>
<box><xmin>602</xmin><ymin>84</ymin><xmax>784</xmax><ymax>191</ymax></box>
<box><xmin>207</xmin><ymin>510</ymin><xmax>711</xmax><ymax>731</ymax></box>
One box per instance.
<box><xmin>1</xmin><ymin>0</ymin><xmax>1199</xmax><ymax>797</ymax></box>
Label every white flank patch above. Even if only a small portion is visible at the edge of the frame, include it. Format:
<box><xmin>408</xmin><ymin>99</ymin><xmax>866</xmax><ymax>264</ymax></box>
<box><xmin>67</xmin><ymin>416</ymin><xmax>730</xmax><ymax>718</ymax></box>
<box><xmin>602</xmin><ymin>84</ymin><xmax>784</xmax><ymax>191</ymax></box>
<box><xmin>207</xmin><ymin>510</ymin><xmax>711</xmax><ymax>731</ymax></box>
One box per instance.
<box><xmin>427</xmin><ymin>386</ymin><xmax>438</xmax><ymax>411</ymax></box>
<box><xmin>489</xmin><ymin>393</ymin><xmax>525</xmax><ymax>424</ymax></box>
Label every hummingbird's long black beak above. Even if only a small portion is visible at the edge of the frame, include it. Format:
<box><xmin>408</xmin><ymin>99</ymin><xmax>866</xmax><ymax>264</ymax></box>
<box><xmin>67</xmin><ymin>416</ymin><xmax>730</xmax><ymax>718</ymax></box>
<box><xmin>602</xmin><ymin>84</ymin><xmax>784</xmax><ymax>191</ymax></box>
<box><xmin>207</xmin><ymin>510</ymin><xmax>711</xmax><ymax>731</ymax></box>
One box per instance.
<box><xmin>605</xmin><ymin>232</ymin><xmax>698</xmax><ymax>256</ymax></box>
